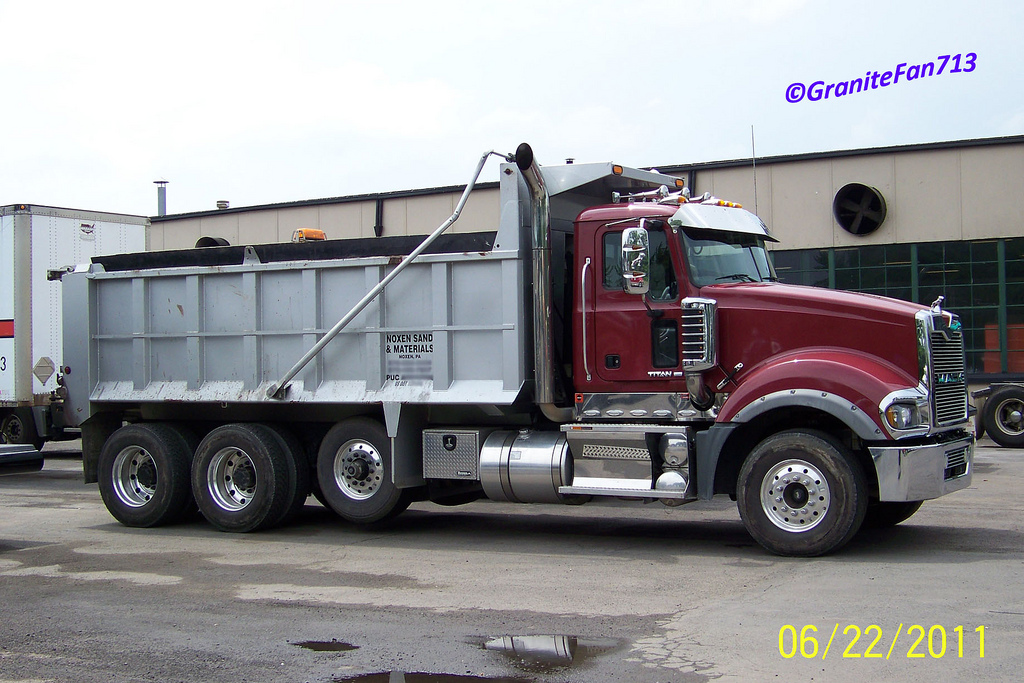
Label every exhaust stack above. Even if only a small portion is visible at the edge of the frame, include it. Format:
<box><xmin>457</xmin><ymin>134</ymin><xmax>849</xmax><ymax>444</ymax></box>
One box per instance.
<box><xmin>515</xmin><ymin>143</ymin><xmax>571</xmax><ymax>422</ymax></box>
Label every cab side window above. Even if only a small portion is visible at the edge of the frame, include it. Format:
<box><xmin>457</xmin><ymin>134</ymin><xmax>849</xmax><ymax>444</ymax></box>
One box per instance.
<box><xmin>602</xmin><ymin>228</ymin><xmax>678</xmax><ymax>301</ymax></box>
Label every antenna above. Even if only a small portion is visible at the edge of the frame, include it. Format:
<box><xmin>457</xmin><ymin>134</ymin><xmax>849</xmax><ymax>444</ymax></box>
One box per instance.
<box><xmin>750</xmin><ymin>125</ymin><xmax>758</xmax><ymax>216</ymax></box>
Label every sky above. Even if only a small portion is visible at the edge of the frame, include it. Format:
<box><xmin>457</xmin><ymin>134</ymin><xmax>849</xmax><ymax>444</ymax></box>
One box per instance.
<box><xmin>0</xmin><ymin>0</ymin><xmax>1020</xmax><ymax>217</ymax></box>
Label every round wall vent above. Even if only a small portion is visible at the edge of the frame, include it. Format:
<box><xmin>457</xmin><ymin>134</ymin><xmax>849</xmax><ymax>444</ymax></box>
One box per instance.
<box><xmin>195</xmin><ymin>236</ymin><xmax>230</xmax><ymax>248</ymax></box>
<box><xmin>833</xmin><ymin>183</ymin><xmax>887</xmax><ymax>235</ymax></box>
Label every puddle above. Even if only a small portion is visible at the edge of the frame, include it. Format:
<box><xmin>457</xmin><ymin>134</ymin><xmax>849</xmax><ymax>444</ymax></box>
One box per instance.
<box><xmin>293</xmin><ymin>639</ymin><xmax>359</xmax><ymax>652</ymax></box>
<box><xmin>330</xmin><ymin>634</ymin><xmax>622</xmax><ymax>681</ymax></box>
<box><xmin>482</xmin><ymin>635</ymin><xmax>621</xmax><ymax>673</ymax></box>
<box><xmin>333</xmin><ymin>674</ymin><xmax>529</xmax><ymax>683</ymax></box>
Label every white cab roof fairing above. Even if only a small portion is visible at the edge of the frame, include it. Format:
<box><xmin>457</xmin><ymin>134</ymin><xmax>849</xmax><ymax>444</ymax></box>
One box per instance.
<box><xmin>668</xmin><ymin>204</ymin><xmax>778</xmax><ymax>242</ymax></box>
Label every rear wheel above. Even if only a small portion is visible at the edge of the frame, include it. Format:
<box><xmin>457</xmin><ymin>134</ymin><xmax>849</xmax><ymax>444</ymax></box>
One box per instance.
<box><xmin>316</xmin><ymin>417</ymin><xmax>410</xmax><ymax>523</ymax></box>
<box><xmin>98</xmin><ymin>423</ymin><xmax>196</xmax><ymax>527</ymax></box>
<box><xmin>737</xmin><ymin>430</ymin><xmax>867</xmax><ymax>557</ymax></box>
<box><xmin>192</xmin><ymin>423</ymin><xmax>296</xmax><ymax>532</ymax></box>
<box><xmin>982</xmin><ymin>385</ymin><xmax>1024</xmax><ymax>448</ymax></box>
<box><xmin>262</xmin><ymin>424</ymin><xmax>312</xmax><ymax>523</ymax></box>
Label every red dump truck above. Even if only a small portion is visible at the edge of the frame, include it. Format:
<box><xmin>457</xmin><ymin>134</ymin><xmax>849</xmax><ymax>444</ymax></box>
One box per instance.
<box><xmin>59</xmin><ymin>144</ymin><xmax>974</xmax><ymax>556</ymax></box>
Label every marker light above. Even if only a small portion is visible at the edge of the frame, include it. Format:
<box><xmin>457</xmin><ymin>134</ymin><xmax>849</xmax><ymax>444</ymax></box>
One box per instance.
<box><xmin>700</xmin><ymin>197</ymin><xmax>743</xmax><ymax>208</ymax></box>
<box><xmin>292</xmin><ymin>228</ymin><xmax>327</xmax><ymax>242</ymax></box>
<box><xmin>612</xmin><ymin>165</ymin><xmax>624</xmax><ymax>175</ymax></box>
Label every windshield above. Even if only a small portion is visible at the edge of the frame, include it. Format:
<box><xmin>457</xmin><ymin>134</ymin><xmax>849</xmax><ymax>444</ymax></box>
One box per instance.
<box><xmin>680</xmin><ymin>228</ymin><xmax>777</xmax><ymax>287</ymax></box>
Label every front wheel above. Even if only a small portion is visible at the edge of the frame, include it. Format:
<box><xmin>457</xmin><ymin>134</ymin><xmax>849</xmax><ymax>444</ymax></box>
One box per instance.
<box><xmin>737</xmin><ymin>430</ymin><xmax>868</xmax><ymax>557</ymax></box>
<box><xmin>982</xmin><ymin>385</ymin><xmax>1024</xmax><ymax>448</ymax></box>
<box><xmin>316</xmin><ymin>417</ymin><xmax>411</xmax><ymax>524</ymax></box>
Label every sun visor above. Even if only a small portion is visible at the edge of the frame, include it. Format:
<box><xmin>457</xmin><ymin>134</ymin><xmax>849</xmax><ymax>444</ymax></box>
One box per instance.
<box><xmin>668</xmin><ymin>204</ymin><xmax>778</xmax><ymax>242</ymax></box>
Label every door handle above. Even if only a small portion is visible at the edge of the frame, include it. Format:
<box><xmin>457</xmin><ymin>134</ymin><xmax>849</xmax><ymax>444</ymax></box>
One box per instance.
<box><xmin>581</xmin><ymin>257</ymin><xmax>592</xmax><ymax>382</ymax></box>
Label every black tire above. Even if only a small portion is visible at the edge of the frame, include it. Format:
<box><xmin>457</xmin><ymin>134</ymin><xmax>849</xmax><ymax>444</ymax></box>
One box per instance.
<box><xmin>97</xmin><ymin>423</ymin><xmax>196</xmax><ymax>527</ymax></box>
<box><xmin>737</xmin><ymin>429</ymin><xmax>868</xmax><ymax>557</ymax></box>
<box><xmin>191</xmin><ymin>423</ymin><xmax>295</xmax><ymax>532</ymax></box>
<box><xmin>262</xmin><ymin>424</ymin><xmax>312</xmax><ymax>523</ymax></box>
<box><xmin>316</xmin><ymin>417</ymin><xmax>411</xmax><ymax>524</ymax></box>
<box><xmin>1</xmin><ymin>410</ymin><xmax>44</xmax><ymax>450</ymax></box>
<box><xmin>982</xmin><ymin>385</ymin><xmax>1024</xmax><ymax>448</ymax></box>
<box><xmin>862</xmin><ymin>500</ymin><xmax>923</xmax><ymax>529</ymax></box>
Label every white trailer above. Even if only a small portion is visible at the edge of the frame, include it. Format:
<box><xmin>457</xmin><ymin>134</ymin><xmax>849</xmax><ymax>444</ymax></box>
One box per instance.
<box><xmin>0</xmin><ymin>204</ymin><xmax>147</xmax><ymax>447</ymax></box>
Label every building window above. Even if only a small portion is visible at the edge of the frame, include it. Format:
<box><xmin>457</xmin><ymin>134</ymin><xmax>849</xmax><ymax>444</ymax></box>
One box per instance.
<box><xmin>772</xmin><ymin>239</ymin><xmax>1020</xmax><ymax>377</ymax></box>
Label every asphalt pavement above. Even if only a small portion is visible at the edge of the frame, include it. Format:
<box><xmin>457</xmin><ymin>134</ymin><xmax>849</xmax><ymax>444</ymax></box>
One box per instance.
<box><xmin>0</xmin><ymin>438</ymin><xmax>1020</xmax><ymax>682</ymax></box>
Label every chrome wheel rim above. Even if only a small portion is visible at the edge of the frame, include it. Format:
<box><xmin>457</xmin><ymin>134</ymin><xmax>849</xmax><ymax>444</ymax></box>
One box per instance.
<box><xmin>994</xmin><ymin>398</ymin><xmax>1024</xmax><ymax>436</ymax></box>
<box><xmin>112</xmin><ymin>446</ymin><xmax>158</xmax><ymax>508</ymax></box>
<box><xmin>207</xmin><ymin>447</ymin><xmax>257</xmax><ymax>511</ymax></box>
<box><xmin>333</xmin><ymin>439</ymin><xmax>383</xmax><ymax>500</ymax></box>
<box><xmin>760</xmin><ymin>459</ymin><xmax>830</xmax><ymax>532</ymax></box>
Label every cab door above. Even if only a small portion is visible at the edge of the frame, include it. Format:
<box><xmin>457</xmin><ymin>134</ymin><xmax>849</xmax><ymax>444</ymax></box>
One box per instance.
<box><xmin>580</xmin><ymin>222</ymin><xmax>684</xmax><ymax>392</ymax></box>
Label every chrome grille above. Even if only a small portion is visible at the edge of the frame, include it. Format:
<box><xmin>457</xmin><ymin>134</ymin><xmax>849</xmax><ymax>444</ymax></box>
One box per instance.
<box><xmin>944</xmin><ymin>446</ymin><xmax>969</xmax><ymax>480</ymax></box>
<box><xmin>929</xmin><ymin>328</ymin><xmax>968</xmax><ymax>426</ymax></box>
<box><xmin>680</xmin><ymin>309</ymin><xmax>707</xmax><ymax>363</ymax></box>
<box><xmin>680</xmin><ymin>298</ymin><xmax>716</xmax><ymax>370</ymax></box>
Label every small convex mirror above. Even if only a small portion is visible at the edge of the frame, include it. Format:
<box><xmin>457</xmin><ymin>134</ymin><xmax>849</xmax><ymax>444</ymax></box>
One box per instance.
<box><xmin>621</xmin><ymin>225</ymin><xmax>650</xmax><ymax>295</ymax></box>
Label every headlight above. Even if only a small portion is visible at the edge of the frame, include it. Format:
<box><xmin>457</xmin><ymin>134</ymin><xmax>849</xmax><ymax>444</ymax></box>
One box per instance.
<box><xmin>879</xmin><ymin>387</ymin><xmax>931</xmax><ymax>437</ymax></box>
<box><xmin>884</xmin><ymin>403</ymin><xmax>919</xmax><ymax>430</ymax></box>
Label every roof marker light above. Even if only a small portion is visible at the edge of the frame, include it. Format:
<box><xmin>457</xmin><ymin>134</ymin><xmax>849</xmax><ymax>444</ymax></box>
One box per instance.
<box><xmin>700</xmin><ymin>197</ymin><xmax>743</xmax><ymax>209</ymax></box>
<box><xmin>292</xmin><ymin>228</ymin><xmax>327</xmax><ymax>242</ymax></box>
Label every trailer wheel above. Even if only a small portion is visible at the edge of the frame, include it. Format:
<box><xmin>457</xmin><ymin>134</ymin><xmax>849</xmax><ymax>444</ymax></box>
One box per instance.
<box><xmin>1</xmin><ymin>411</ymin><xmax>43</xmax><ymax>450</ymax></box>
<box><xmin>861</xmin><ymin>500</ymin><xmax>923</xmax><ymax>529</ymax></box>
<box><xmin>316</xmin><ymin>417</ymin><xmax>410</xmax><ymax>524</ymax></box>
<box><xmin>98</xmin><ymin>423</ymin><xmax>196</xmax><ymax>527</ymax></box>
<box><xmin>982</xmin><ymin>385</ymin><xmax>1024</xmax><ymax>448</ymax></box>
<box><xmin>192</xmin><ymin>423</ymin><xmax>295</xmax><ymax>532</ymax></box>
<box><xmin>736</xmin><ymin>430</ymin><xmax>867</xmax><ymax>557</ymax></box>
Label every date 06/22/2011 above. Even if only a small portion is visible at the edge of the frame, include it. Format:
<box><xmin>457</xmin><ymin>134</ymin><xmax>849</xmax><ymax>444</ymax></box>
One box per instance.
<box><xmin>779</xmin><ymin>624</ymin><xmax>986</xmax><ymax>660</ymax></box>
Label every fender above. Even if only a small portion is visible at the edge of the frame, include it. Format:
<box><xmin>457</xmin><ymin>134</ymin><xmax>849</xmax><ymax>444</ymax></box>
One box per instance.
<box><xmin>717</xmin><ymin>348</ymin><xmax>916</xmax><ymax>439</ymax></box>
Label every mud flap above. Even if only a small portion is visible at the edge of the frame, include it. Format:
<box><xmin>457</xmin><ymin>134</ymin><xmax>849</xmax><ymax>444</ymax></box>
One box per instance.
<box><xmin>384</xmin><ymin>402</ymin><xmax>427</xmax><ymax>489</ymax></box>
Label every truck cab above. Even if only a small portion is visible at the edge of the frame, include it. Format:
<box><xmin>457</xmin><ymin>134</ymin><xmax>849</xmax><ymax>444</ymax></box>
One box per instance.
<box><xmin>566</xmin><ymin>186</ymin><xmax>973</xmax><ymax>554</ymax></box>
<box><xmin>572</xmin><ymin>198</ymin><xmax>773</xmax><ymax>397</ymax></box>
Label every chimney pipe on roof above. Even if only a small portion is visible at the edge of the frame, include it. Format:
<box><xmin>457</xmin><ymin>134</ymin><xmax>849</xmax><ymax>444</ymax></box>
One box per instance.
<box><xmin>154</xmin><ymin>180</ymin><xmax>168</xmax><ymax>217</ymax></box>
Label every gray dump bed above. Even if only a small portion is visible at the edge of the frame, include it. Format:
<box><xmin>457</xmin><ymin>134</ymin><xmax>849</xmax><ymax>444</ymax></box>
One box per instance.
<box><xmin>61</xmin><ymin>159</ymin><xmax>679</xmax><ymax>426</ymax></box>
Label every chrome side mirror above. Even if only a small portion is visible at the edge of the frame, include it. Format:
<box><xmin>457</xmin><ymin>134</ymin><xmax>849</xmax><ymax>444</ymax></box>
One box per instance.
<box><xmin>621</xmin><ymin>226</ymin><xmax>650</xmax><ymax>295</ymax></box>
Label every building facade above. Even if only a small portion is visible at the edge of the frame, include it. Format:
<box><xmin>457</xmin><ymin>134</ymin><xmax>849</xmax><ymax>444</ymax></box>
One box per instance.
<box><xmin>150</xmin><ymin>135</ymin><xmax>1024</xmax><ymax>380</ymax></box>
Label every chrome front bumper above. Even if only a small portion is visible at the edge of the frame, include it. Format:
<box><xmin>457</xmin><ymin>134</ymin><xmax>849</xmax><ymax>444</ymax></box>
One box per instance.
<box><xmin>868</xmin><ymin>432</ymin><xmax>974</xmax><ymax>502</ymax></box>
